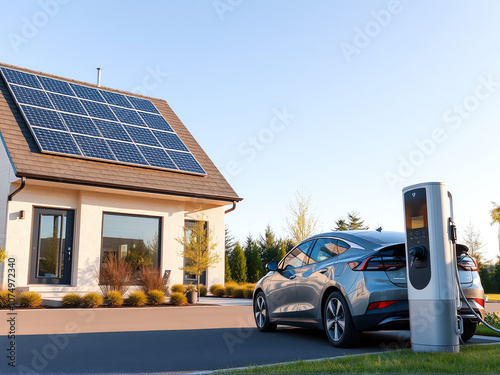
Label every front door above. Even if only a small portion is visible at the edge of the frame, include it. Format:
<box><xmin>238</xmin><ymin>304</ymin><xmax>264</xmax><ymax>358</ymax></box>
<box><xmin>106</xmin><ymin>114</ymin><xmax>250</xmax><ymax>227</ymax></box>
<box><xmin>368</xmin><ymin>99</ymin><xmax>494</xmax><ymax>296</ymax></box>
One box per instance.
<box><xmin>29</xmin><ymin>208</ymin><xmax>74</xmax><ymax>285</ymax></box>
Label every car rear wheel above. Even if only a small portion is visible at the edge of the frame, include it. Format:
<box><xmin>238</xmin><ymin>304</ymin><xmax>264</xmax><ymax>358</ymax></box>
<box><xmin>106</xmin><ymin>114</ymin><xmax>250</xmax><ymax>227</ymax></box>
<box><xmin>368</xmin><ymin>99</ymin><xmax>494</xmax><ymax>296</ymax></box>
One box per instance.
<box><xmin>461</xmin><ymin>319</ymin><xmax>477</xmax><ymax>342</ymax></box>
<box><xmin>323</xmin><ymin>291</ymin><xmax>361</xmax><ymax>347</ymax></box>
<box><xmin>254</xmin><ymin>292</ymin><xmax>277</xmax><ymax>332</ymax></box>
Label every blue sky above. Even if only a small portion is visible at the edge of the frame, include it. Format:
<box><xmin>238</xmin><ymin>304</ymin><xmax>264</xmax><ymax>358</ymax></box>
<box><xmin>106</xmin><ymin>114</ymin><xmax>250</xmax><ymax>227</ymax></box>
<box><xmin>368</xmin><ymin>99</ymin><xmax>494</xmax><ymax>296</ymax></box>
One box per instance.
<box><xmin>1</xmin><ymin>0</ymin><xmax>499</xmax><ymax>260</ymax></box>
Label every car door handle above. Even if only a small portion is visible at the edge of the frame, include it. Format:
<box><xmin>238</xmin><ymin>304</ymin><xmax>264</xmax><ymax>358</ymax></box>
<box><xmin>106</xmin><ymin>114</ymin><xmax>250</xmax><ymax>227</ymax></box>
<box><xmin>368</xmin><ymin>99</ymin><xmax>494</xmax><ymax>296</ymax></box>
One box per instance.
<box><xmin>318</xmin><ymin>268</ymin><xmax>328</xmax><ymax>274</ymax></box>
<box><xmin>289</xmin><ymin>274</ymin><xmax>296</xmax><ymax>280</ymax></box>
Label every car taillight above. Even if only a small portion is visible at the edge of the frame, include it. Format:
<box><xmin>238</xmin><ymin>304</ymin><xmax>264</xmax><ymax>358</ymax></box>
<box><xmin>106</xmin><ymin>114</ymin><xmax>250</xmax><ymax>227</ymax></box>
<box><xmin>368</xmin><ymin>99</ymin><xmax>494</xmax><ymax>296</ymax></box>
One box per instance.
<box><xmin>457</xmin><ymin>256</ymin><xmax>478</xmax><ymax>271</ymax></box>
<box><xmin>350</xmin><ymin>256</ymin><xmax>406</xmax><ymax>271</ymax></box>
<box><xmin>368</xmin><ymin>300</ymin><xmax>397</xmax><ymax>310</ymax></box>
<box><xmin>473</xmin><ymin>298</ymin><xmax>484</xmax><ymax>307</ymax></box>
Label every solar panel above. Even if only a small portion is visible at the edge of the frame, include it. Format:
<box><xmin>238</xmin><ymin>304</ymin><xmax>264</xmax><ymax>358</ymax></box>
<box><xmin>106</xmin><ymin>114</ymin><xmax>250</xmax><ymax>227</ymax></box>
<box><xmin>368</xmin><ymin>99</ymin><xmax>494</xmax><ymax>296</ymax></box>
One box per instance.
<box><xmin>0</xmin><ymin>67</ymin><xmax>206</xmax><ymax>175</ymax></box>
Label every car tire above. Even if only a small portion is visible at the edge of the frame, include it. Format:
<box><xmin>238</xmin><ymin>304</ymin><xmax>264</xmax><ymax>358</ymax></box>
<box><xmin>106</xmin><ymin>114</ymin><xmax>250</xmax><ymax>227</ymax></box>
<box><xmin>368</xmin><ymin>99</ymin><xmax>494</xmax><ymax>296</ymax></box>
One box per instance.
<box><xmin>461</xmin><ymin>319</ymin><xmax>477</xmax><ymax>342</ymax></box>
<box><xmin>323</xmin><ymin>291</ymin><xmax>361</xmax><ymax>347</ymax></box>
<box><xmin>254</xmin><ymin>291</ymin><xmax>277</xmax><ymax>332</ymax></box>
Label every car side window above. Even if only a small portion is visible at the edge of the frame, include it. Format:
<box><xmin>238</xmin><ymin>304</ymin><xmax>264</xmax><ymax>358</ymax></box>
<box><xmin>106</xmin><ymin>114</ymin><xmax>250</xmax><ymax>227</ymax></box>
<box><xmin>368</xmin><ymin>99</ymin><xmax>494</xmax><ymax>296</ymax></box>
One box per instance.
<box><xmin>336</xmin><ymin>240</ymin><xmax>350</xmax><ymax>255</ymax></box>
<box><xmin>308</xmin><ymin>238</ymin><xmax>338</xmax><ymax>264</ymax></box>
<box><xmin>280</xmin><ymin>241</ymin><xmax>313</xmax><ymax>270</ymax></box>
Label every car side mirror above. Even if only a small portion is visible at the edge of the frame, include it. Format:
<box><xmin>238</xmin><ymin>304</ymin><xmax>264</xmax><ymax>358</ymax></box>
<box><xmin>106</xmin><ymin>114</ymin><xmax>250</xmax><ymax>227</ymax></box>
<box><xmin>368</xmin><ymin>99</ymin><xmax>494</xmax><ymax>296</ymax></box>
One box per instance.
<box><xmin>266</xmin><ymin>261</ymin><xmax>278</xmax><ymax>272</ymax></box>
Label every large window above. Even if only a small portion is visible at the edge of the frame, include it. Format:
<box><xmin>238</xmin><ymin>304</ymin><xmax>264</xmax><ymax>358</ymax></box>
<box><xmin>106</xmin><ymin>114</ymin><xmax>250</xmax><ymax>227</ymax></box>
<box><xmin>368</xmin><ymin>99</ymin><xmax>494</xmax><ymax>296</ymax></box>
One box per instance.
<box><xmin>101</xmin><ymin>213</ymin><xmax>161</xmax><ymax>274</ymax></box>
<box><xmin>183</xmin><ymin>220</ymin><xmax>206</xmax><ymax>285</ymax></box>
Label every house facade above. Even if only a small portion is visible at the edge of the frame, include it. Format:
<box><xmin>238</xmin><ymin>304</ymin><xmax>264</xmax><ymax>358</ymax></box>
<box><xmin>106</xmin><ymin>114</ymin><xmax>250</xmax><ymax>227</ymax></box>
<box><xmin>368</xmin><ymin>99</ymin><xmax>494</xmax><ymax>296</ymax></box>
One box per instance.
<box><xmin>0</xmin><ymin>63</ymin><xmax>241</xmax><ymax>301</ymax></box>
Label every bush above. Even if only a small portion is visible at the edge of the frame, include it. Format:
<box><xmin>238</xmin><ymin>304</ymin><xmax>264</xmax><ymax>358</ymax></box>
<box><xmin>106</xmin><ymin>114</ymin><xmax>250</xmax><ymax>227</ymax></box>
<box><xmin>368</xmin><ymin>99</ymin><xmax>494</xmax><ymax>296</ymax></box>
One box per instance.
<box><xmin>82</xmin><ymin>292</ymin><xmax>103</xmax><ymax>308</ymax></box>
<box><xmin>61</xmin><ymin>293</ymin><xmax>82</xmax><ymax>307</ymax></box>
<box><xmin>0</xmin><ymin>248</ymin><xmax>7</xmax><ymax>263</ymax></box>
<box><xmin>485</xmin><ymin>312</ymin><xmax>500</xmax><ymax>327</ymax></box>
<box><xmin>232</xmin><ymin>286</ymin><xmax>245</xmax><ymax>298</ymax></box>
<box><xmin>104</xmin><ymin>291</ymin><xmax>124</xmax><ymax>307</ymax></box>
<box><xmin>243</xmin><ymin>288</ymin><xmax>253</xmax><ymax>299</ymax></box>
<box><xmin>147</xmin><ymin>290</ymin><xmax>165</xmax><ymax>305</ymax></box>
<box><xmin>224</xmin><ymin>282</ymin><xmax>239</xmax><ymax>297</ymax></box>
<box><xmin>169</xmin><ymin>292</ymin><xmax>187</xmax><ymax>306</ymax></box>
<box><xmin>171</xmin><ymin>284</ymin><xmax>185</xmax><ymax>294</ymax></box>
<box><xmin>19</xmin><ymin>292</ymin><xmax>43</xmax><ymax>308</ymax></box>
<box><xmin>209</xmin><ymin>284</ymin><xmax>224</xmax><ymax>295</ymax></box>
<box><xmin>0</xmin><ymin>290</ymin><xmax>15</xmax><ymax>308</ymax></box>
<box><xmin>212</xmin><ymin>286</ymin><xmax>226</xmax><ymax>297</ymax></box>
<box><xmin>126</xmin><ymin>291</ymin><xmax>147</xmax><ymax>306</ymax></box>
<box><xmin>139</xmin><ymin>267</ymin><xmax>167</xmax><ymax>294</ymax></box>
<box><xmin>199</xmin><ymin>284</ymin><xmax>207</xmax><ymax>297</ymax></box>
<box><xmin>96</xmin><ymin>255</ymin><xmax>133</xmax><ymax>295</ymax></box>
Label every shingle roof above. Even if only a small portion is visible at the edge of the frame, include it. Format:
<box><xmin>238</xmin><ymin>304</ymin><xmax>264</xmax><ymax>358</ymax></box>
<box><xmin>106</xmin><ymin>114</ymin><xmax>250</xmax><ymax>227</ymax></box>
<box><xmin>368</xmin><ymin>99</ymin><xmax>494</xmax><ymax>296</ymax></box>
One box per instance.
<box><xmin>0</xmin><ymin>63</ymin><xmax>241</xmax><ymax>202</ymax></box>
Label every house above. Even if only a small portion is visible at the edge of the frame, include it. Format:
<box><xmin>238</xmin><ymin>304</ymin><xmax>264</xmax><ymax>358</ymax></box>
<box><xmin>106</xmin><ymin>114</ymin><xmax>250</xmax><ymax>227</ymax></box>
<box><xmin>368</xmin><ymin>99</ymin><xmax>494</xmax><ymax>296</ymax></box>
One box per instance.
<box><xmin>0</xmin><ymin>63</ymin><xmax>241</xmax><ymax>301</ymax></box>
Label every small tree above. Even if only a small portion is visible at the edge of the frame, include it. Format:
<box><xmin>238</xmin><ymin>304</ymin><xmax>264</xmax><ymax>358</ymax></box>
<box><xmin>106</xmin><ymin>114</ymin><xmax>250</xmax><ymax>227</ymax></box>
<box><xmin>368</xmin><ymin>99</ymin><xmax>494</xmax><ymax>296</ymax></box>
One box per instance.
<box><xmin>461</xmin><ymin>220</ymin><xmax>486</xmax><ymax>265</ymax></box>
<box><xmin>224</xmin><ymin>251</ymin><xmax>232</xmax><ymax>282</ymax></box>
<box><xmin>286</xmin><ymin>189</ymin><xmax>319</xmax><ymax>245</ymax></box>
<box><xmin>230</xmin><ymin>242</ymin><xmax>247</xmax><ymax>283</ymax></box>
<box><xmin>491</xmin><ymin>202</ymin><xmax>500</xmax><ymax>255</ymax></box>
<box><xmin>334</xmin><ymin>211</ymin><xmax>369</xmax><ymax>231</ymax></box>
<box><xmin>176</xmin><ymin>219</ymin><xmax>220</xmax><ymax>299</ymax></box>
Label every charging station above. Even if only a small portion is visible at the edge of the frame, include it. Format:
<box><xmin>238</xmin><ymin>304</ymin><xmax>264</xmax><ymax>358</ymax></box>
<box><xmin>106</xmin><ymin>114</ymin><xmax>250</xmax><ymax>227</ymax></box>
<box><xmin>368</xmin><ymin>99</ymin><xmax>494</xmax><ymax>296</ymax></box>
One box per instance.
<box><xmin>403</xmin><ymin>182</ymin><xmax>460</xmax><ymax>353</ymax></box>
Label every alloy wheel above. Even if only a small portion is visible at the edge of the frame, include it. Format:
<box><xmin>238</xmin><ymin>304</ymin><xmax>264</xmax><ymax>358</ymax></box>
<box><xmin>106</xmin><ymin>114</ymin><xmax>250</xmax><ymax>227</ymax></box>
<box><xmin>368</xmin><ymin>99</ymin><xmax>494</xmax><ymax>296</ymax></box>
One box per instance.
<box><xmin>326</xmin><ymin>298</ymin><xmax>346</xmax><ymax>342</ymax></box>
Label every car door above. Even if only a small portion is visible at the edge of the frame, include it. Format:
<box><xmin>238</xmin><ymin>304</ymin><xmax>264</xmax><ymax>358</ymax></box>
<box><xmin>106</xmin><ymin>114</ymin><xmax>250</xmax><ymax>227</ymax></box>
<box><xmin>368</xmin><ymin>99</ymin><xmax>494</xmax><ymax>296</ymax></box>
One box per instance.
<box><xmin>295</xmin><ymin>238</ymin><xmax>350</xmax><ymax>320</ymax></box>
<box><xmin>265</xmin><ymin>241</ymin><xmax>313</xmax><ymax>319</ymax></box>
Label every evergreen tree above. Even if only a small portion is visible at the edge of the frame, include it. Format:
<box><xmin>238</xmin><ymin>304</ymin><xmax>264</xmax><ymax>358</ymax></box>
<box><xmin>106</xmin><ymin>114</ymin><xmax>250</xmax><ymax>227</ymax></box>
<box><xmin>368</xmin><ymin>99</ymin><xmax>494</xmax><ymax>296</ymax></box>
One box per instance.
<box><xmin>334</xmin><ymin>211</ymin><xmax>369</xmax><ymax>231</ymax></box>
<box><xmin>224</xmin><ymin>251</ymin><xmax>232</xmax><ymax>282</ymax></box>
<box><xmin>225</xmin><ymin>226</ymin><xmax>235</xmax><ymax>257</ymax></box>
<box><xmin>230</xmin><ymin>242</ymin><xmax>247</xmax><ymax>283</ymax></box>
<box><xmin>258</xmin><ymin>225</ymin><xmax>281</xmax><ymax>266</ymax></box>
<box><xmin>245</xmin><ymin>242</ymin><xmax>264</xmax><ymax>283</ymax></box>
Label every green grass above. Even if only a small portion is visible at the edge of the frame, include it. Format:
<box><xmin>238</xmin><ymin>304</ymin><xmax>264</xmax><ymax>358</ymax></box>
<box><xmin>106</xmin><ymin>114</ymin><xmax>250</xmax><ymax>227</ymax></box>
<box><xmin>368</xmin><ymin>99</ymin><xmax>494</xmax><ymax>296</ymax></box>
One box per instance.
<box><xmin>224</xmin><ymin>344</ymin><xmax>500</xmax><ymax>374</ymax></box>
<box><xmin>476</xmin><ymin>323</ymin><xmax>500</xmax><ymax>337</ymax></box>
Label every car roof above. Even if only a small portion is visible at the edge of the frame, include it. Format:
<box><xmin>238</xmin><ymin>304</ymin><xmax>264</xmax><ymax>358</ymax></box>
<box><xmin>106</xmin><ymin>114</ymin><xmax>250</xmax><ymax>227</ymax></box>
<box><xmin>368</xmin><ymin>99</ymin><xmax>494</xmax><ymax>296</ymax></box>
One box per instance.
<box><xmin>308</xmin><ymin>230</ymin><xmax>405</xmax><ymax>250</ymax></box>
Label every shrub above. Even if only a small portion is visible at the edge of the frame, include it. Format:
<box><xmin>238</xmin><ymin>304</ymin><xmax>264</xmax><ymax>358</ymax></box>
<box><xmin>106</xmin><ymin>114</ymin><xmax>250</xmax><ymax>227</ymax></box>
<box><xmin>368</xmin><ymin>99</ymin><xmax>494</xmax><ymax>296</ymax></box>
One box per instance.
<box><xmin>199</xmin><ymin>284</ymin><xmax>207</xmax><ymax>297</ymax></box>
<box><xmin>0</xmin><ymin>290</ymin><xmax>15</xmax><ymax>308</ymax></box>
<box><xmin>171</xmin><ymin>284</ymin><xmax>185</xmax><ymax>294</ymax></box>
<box><xmin>224</xmin><ymin>282</ymin><xmax>239</xmax><ymax>297</ymax></box>
<box><xmin>209</xmin><ymin>284</ymin><xmax>223</xmax><ymax>295</ymax></box>
<box><xmin>0</xmin><ymin>248</ymin><xmax>7</xmax><ymax>263</ymax></box>
<box><xmin>61</xmin><ymin>293</ymin><xmax>82</xmax><ymax>307</ymax></box>
<box><xmin>126</xmin><ymin>291</ymin><xmax>147</xmax><ymax>306</ymax></box>
<box><xmin>104</xmin><ymin>291</ymin><xmax>124</xmax><ymax>307</ymax></box>
<box><xmin>96</xmin><ymin>255</ymin><xmax>133</xmax><ymax>295</ymax></box>
<box><xmin>243</xmin><ymin>288</ymin><xmax>253</xmax><ymax>299</ymax></box>
<box><xmin>212</xmin><ymin>286</ymin><xmax>225</xmax><ymax>297</ymax></box>
<box><xmin>169</xmin><ymin>292</ymin><xmax>187</xmax><ymax>306</ymax></box>
<box><xmin>243</xmin><ymin>283</ymin><xmax>256</xmax><ymax>290</ymax></box>
<box><xmin>139</xmin><ymin>267</ymin><xmax>167</xmax><ymax>294</ymax></box>
<box><xmin>147</xmin><ymin>290</ymin><xmax>165</xmax><ymax>305</ymax></box>
<box><xmin>485</xmin><ymin>312</ymin><xmax>500</xmax><ymax>327</ymax></box>
<box><xmin>82</xmin><ymin>292</ymin><xmax>103</xmax><ymax>308</ymax></box>
<box><xmin>232</xmin><ymin>286</ymin><xmax>245</xmax><ymax>298</ymax></box>
<box><xmin>19</xmin><ymin>292</ymin><xmax>42</xmax><ymax>308</ymax></box>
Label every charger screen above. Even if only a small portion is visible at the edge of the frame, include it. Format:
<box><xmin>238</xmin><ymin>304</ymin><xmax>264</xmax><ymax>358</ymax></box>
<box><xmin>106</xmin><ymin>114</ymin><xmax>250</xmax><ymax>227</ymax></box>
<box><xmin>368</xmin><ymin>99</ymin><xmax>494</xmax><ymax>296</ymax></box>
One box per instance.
<box><xmin>411</xmin><ymin>215</ymin><xmax>424</xmax><ymax>229</ymax></box>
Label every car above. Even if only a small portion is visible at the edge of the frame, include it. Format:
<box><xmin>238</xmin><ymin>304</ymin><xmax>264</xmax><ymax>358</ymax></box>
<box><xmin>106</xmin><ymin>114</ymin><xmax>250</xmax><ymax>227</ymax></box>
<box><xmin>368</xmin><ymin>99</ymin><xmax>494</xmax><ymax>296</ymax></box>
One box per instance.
<box><xmin>253</xmin><ymin>230</ymin><xmax>485</xmax><ymax>347</ymax></box>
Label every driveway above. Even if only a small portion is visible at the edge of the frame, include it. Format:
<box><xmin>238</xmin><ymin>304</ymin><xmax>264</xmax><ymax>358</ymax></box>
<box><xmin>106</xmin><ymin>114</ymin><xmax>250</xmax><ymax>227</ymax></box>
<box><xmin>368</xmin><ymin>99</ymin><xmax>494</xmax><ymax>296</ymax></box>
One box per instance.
<box><xmin>1</xmin><ymin>301</ymin><xmax>499</xmax><ymax>374</ymax></box>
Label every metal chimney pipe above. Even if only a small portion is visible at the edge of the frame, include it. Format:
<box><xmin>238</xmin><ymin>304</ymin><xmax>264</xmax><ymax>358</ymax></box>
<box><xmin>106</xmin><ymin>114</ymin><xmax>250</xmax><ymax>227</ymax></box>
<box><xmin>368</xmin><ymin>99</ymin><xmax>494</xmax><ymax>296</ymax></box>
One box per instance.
<box><xmin>97</xmin><ymin>68</ymin><xmax>102</xmax><ymax>87</ymax></box>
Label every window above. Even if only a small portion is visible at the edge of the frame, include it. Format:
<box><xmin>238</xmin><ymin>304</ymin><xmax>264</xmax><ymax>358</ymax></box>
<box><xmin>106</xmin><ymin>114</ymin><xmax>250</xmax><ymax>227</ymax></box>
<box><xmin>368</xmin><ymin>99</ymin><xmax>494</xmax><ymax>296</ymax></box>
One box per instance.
<box><xmin>101</xmin><ymin>213</ymin><xmax>161</xmax><ymax>275</ymax></box>
<box><xmin>308</xmin><ymin>238</ymin><xmax>351</xmax><ymax>264</ymax></box>
<box><xmin>183</xmin><ymin>220</ymin><xmax>206</xmax><ymax>285</ymax></box>
<box><xmin>280</xmin><ymin>241</ymin><xmax>313</xmax><ymax>270</ymax></box>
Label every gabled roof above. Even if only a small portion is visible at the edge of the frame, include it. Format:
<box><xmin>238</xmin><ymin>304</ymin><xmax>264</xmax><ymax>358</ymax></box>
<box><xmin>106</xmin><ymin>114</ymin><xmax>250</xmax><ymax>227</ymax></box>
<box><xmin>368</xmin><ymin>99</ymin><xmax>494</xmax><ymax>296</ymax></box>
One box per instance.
<box><xmin>0</xmin><ymin>63</ymin><xmax>241</xmax><ymax>203</ymax></box>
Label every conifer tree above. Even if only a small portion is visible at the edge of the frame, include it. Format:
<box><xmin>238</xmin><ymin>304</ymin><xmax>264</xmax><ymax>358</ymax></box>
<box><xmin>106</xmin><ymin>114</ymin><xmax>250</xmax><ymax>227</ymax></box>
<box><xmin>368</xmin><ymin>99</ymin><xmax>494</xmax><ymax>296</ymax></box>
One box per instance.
<box><xmin>230</xmin><ymin>243</ymin><xmax>247</xmax><ymax>283</ymax></box>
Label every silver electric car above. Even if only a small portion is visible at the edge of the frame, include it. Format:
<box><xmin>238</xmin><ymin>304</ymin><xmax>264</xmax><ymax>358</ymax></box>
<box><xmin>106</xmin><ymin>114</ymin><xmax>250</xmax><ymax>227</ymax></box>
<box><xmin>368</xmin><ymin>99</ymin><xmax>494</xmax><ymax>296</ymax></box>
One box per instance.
<box><xmin>253</xmin><ymin>230</ymin><xmax>485</xmax><ymax>347</ymax></box>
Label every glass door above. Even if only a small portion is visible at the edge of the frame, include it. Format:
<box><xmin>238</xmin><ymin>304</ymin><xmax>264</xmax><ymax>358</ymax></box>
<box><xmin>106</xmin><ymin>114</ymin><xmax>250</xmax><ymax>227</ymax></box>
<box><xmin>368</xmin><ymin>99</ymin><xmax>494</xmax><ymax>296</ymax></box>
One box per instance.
<box><xmin>30</xmin><ymin>208</ymin><xmax>74</xmax><ymax>284</ymax></box>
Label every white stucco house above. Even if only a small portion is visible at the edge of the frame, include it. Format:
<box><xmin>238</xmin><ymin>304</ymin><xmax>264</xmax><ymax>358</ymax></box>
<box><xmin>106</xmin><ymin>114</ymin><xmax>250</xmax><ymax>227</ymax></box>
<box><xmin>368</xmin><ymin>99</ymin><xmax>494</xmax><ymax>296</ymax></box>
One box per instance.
<box><xmin>0</xmin><ymin>63</ymin><xmax>241</xmax><ymax>301</ymax></box>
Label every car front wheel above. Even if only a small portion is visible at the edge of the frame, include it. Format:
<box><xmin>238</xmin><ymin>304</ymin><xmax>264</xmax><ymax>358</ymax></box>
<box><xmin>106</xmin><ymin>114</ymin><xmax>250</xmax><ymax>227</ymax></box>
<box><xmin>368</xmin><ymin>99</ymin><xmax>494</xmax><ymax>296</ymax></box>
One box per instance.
<box><xmin>323</xmin><ymin>291</ymin><xmax>361</xmax><ymax>347</ymax></box>
<box><xmin>254</xmin><ymin>292</ymin><xmax>277</xmax><ymax>332</ymax></box>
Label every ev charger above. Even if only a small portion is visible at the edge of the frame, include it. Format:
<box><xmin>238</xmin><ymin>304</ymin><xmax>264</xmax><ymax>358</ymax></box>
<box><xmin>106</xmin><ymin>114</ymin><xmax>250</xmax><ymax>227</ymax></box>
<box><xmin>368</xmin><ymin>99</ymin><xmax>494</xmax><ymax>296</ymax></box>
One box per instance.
<box><xmin>403</xmin><ymin>182</ymin><xmax>460</xmax><ymax>353</ymax></box>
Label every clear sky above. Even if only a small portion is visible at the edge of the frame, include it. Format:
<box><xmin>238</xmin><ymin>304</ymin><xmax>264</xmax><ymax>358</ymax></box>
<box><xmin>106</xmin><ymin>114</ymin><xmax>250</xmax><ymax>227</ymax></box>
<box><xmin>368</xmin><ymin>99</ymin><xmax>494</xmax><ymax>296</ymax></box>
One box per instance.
<box><xmin>1</xmin><ymin>0</ymin><xmax>499</xmax><ymax>260</ymax></box>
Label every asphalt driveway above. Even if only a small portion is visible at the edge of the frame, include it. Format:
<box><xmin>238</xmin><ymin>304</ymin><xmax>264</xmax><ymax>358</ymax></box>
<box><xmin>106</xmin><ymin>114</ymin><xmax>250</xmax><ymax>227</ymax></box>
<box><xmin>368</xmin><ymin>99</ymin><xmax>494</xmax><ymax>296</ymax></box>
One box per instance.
<box><xmin>1</xmin><ymin>302</ymin><xmax>499</xmax><ymax>374</ymax></box>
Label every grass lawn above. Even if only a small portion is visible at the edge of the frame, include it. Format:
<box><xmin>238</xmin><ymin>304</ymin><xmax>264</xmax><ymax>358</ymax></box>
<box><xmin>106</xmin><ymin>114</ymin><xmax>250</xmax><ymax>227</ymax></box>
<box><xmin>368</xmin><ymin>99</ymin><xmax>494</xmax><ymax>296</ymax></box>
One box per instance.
<box><xmin>487</xmin><ymin>294</ymin><xmax>500</xmax><ymax>302</ymax></box>
<box><xmin>227</xmin><ymin>344</ymin><xmax>500</xmax><ymax>374</ymax></box>
<box><xmin>476</xmin><ymin>325</ymin><xmax>500</xmax><ymax>337</ymax></box>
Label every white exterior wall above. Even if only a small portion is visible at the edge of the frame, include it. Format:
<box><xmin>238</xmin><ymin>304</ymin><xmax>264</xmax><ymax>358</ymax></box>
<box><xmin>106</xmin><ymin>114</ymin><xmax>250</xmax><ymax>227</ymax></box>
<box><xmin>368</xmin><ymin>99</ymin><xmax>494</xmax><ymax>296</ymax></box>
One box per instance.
<box><xmin>0</xmin><ymin>136</ymin><xmax>16</xmax><ymax>249</ymax></box>
<box><xmin>3</xmin><ymin>181</ymin><xmax>228</xmax><ymax>295</ymax></box>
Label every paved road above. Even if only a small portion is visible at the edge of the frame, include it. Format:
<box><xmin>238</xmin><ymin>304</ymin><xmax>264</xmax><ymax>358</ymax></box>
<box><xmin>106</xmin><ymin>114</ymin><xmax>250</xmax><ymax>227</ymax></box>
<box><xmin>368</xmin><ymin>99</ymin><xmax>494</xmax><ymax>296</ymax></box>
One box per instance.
<box><xmin>1</xmin><ymin>304</ymin><xmax>499</xmax><ymax>374</ymax></box>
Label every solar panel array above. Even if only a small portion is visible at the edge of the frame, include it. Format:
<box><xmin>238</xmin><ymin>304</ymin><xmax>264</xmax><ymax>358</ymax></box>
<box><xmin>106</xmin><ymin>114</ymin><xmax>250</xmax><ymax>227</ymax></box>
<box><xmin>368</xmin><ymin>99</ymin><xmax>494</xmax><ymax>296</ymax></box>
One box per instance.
<box><xmin>0</xmin><ymin>67</ymin><xmax>206</xmax><ymax>175</ymax></box>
